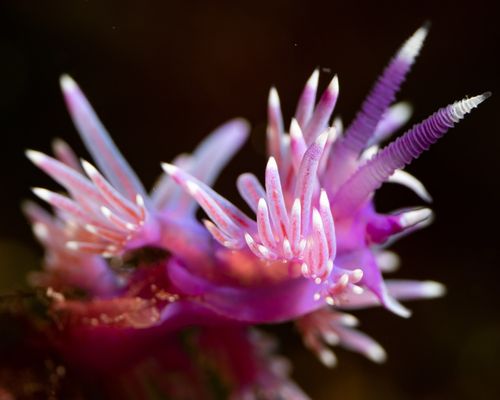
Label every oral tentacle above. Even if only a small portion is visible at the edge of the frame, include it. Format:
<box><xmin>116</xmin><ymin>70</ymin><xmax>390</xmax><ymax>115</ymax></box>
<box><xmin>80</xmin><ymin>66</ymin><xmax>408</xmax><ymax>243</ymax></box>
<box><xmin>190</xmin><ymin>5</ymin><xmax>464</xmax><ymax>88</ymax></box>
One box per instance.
<box><xmin>60</xmin><ymin>75</ymin><xmax>148</xmax><ymax>201</ymax></box>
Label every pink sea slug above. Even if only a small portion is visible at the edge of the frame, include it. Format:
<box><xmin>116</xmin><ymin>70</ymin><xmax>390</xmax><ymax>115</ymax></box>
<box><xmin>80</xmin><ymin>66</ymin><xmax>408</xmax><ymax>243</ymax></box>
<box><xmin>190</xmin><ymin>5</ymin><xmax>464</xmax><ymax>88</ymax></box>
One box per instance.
<box><xmin>23</xmin><ymin>24</ymin><xmax>489</xmax><ymax>397</ymax></box>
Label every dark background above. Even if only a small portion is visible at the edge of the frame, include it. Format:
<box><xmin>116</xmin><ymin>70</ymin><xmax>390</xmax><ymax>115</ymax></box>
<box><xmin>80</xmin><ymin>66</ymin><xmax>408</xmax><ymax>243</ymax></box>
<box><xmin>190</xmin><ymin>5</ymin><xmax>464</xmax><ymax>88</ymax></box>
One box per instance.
<box><xmin>0</xmin><ymin>1</ymin><xmax>499</xmax><ymax>399</ymax></box>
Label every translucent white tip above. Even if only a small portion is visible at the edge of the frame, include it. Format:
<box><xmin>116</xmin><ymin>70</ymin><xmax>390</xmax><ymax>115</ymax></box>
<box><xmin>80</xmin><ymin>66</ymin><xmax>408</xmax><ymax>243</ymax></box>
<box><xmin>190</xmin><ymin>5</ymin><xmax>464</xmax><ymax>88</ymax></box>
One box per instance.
<box><xmin>420</xmin><ymin>281</ymin><xmax>446</xmax><ymax>298</ymax></box>
<box><xmin>398</xmin><ymin>23</ymin><xmax>430</xmax><ymax>62</ymax></box>
<box><xmin>60</xmin><ymin>74</ymin><xmax>78</xmax><ymax>92</ymax></box>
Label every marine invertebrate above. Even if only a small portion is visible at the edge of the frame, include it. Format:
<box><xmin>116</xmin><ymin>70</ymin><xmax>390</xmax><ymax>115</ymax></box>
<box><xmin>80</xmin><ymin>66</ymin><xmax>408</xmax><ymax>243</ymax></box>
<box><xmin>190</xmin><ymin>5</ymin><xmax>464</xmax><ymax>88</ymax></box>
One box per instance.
<box><xmin>20</xmin><ymin>23</ymin><xmax>489</xmax><ymax>397</ymax></box>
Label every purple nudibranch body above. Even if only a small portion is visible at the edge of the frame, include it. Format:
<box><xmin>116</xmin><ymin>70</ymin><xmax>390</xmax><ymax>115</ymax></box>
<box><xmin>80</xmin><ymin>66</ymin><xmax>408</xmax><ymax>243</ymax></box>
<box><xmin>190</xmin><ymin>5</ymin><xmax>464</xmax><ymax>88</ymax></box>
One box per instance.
<box><xmin>23</xmin><ymin>23</ymin><xmax>489</xmax><ymax>395</ymax></box>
